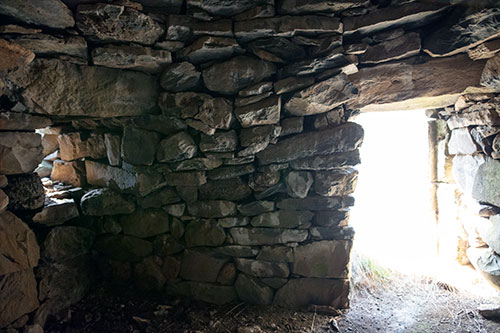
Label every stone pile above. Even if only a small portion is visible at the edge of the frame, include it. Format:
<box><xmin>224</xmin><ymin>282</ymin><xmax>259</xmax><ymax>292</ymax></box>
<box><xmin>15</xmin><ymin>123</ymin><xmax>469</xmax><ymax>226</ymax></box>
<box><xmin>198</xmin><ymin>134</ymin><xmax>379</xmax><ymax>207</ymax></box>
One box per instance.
<box><xmin>0</xmin><ymin>0</ymin><xmax>499</xmax><ymax>330</ymax></box>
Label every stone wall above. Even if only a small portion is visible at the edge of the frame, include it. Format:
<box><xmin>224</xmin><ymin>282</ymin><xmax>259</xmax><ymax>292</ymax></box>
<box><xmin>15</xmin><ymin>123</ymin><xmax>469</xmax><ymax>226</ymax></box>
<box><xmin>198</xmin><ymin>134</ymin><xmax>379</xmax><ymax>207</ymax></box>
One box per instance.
<box><xmin>0</xmin><ymin>0</ymin><xmax>499</xmax><ymax>330</ymax></box>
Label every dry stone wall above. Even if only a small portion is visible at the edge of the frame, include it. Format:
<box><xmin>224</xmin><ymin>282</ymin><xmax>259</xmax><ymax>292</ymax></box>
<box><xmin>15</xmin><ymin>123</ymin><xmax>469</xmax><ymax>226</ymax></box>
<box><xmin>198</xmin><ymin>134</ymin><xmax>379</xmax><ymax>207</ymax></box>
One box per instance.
<box><xmin>0</xmin><ymin>0</ymin><xmax>499</xmax><ymax>330</ymax></box>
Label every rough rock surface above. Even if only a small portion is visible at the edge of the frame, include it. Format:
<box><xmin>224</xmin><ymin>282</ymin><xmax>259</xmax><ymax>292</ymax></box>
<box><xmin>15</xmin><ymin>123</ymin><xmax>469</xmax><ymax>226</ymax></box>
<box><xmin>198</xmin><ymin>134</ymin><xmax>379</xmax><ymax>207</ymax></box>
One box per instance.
<box><xmin>235</xmin><ymin>273</ymin><xmax>274</xmax><ymax>305</ymax></box>
<box><xmin>293</xmin><ymin>241</ymin><xmax>352</xmax><ymax>278</ymax></box>
<box><xmin>160</xmin><ymin>62</ymin><xmax>200</xmax><ymax>92</ymax></box>
<box><xmin>481</xmin><ymin>53</ymin><xmax>500</xmax><ymax>90</ymax></box>
<box><xmin>0</xmin><ymin>132</ymin><xmax>42</xmax><ymax>175</ymax></box>
<box><xmin>81</xmin><ymin>188</ymin><xmax>135</xmax><ymax>216</ymax></box>
<box><xmin>32</xmin><ymin>198</ymin><xmax>79</xmax><ymax>226</ymax></box>
<box><xmin>0</xmin><ymin>0</ymin><xmax>75</xmax><ymax>29</ymax></box>
<box><xmin>4</xmin><ymin>173</ymin><xmax>45</xmax><ymax>211</ymax></box>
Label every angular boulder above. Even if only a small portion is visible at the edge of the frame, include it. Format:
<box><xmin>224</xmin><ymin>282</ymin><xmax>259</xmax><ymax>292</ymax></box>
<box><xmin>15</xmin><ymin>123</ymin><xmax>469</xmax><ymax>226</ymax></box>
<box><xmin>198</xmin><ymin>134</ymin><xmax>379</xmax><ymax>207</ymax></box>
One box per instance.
<box><xmin>180</xmin><ymin>249</ymin><xmax>229</xmax><ymax>282</ymax></box>
<box><xmin>121</xmin><ymin>126</ymin><xmax>160</xmax><ymax>166</ymax></box>
<box><xmin>293</xmin><ymin>240</ymin><xmax>352</xmax><ymax>278</ymax></box>
<box><xmin>157</xmin><ymin>132</ymin><xmax>197</xmax><ymax>163</ymax></box>
<box><xmin>0</xmin><ymin>132</ymin><xmax>42</xmax><ymax>175</ymax></box>
<box><xmin>314</xmin><ymin>168</ymin><xmax>359</xmax><ymax>197</ymax></box>
<box><xmin>32</xmin><ymin>198</ymin><xmax>79</xmax><ymax>226</ymax></box>
<box><xmin>50</xmin><ymin>160</ymin><xmax>86</xmax><ymax>187</ymax></box>
<box><xmin>160</xmin><ymin>62</ymin><xmax>200</xmax><ymax>92</ymax></box>
<box><xmin>80</xmin><ymin>188</ymin><xmax>136</xmax><ymax>216</ymax></box>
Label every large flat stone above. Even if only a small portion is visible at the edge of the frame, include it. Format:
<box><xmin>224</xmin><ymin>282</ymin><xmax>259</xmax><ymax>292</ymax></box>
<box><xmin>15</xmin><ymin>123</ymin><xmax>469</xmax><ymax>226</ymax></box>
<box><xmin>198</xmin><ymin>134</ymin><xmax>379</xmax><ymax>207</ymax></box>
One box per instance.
<box><xmin>8</xmin><ymin>59</ymin><xmax>159</xmax><ymax>117</ymax></box>
<box><xmin>235</xmin><ymin>258</ymin><xmax>289</xmax><ymax>278</ymax></box>
<box><xmin>187</xmin><ymin>200</ymin><xmax>236</xmax><ymax>218</ymax></box>
<box><xmin>203</xmin><ymin>56</ymin><xmax>276</xmax><ymax>95</ymax></box>
<box><xmin>160</xmin><ymin>62</ymin><xmax>201</xmax><ymax>92</ymax></box>
<box><xmin>0</xmin><ymin>0</ymin><xmax>75</xmax><ymax>29</ymax></box>
<box><xmin>0</xmin><ymin>112</ymin><xmax>50</xmax><ymax>131</ymax></box>
<box><xmin>290</xmin><ymin>150</ymin><xmax>361</xmax><ymax>170</ymax></box>
<box><xmin>235</xmin><ymin>95</ymin><xmax>281</xmax><ymax>128</ymax></box>
<box><xmin>274</xmin><ymin>278</ymin><xmax>349</xmax><ymax>309</ymax></box>
<box><xmin>293</xmin><ymin>240</ymin><xmax>352</xmax><ymax>278</ymax></box>
<box><xmin>58</xmin><ymin>132</ymin><xmax>106</xmax><ymax>161</ymax></box>
<box><xmin>0</xmin><ymin>211</ymin><xmax>39</xmax><ymax>276</ymax></box>
<box><xmin>278</xmin><ymin>0</ymin><xmax>369</xmax><ymax>15</ymax></box>
<box><xmin>284</xmin><ymin>74</ymin><xmax>357</xmax><ymax>116</ymax></box>
<box><xmin>359</xmin><ymin>32</ymin><xmax>421</xmax><ymax>65</ymax></box>
<box><xmin>80</xmin><ymin>188</ymin><xmax>135</xmax><ymax>216</ymax></box>
<box><xmin>187</xmin><ymin>0</ymin><xmax>272</xmax><ymax>16</ymax></box>
<box><xmin>199</xmin><ymin>178</ymin><xmax>251</xmax><ymax>201</ymax></box>
<box><xmin>0</xmin><ymin>132</ymin><xmax>42</xmax><ymax>175</ymax></box>
<box><xmin>121</xmin><ymin>126</ymin><xmax>160</xmax><ymax>166</ymax></box>
<box><xmin>230</xmin><ymin>228</ymin><xmax>308</xmax><ymax>246</ymax></box>
<box><xmin>448</xmin><ymin>102</ymin><xmax>500</xmax><ymax>130</ymax></box>
<box><xmin>348</xmin><ymin>55</ymin><xmax>486</xmax><ymax>112</ymax></box>
<box><xmin>251</xmin><ymin>210</ymin><xmax>313</xmax><ymax>229</ymax></box>
<box><xmin>424</xmin><ymin>8</ymin><xmax>500</xmax><ymax>57</ymax></box>
<box><xmin>235</xmin><ymin>273</ymin><xmax>274</xmax><ymax>305</ymax></box>
<box><xmin>472</xmin><ymin>159</ymin><xmax>500</xmax><ymax>207</ymax></box>
<box><xmin>32</xmin><ymin>198</ymin><xmax>79</xmax><ymax>226</ymax></box>
<box><xmin>182</xmin><ymin>36</ymin><xmax>244</xmax><ymax>64</ymax></box>
<box><xmin>257</xmin><ymin>122</ymin><xmax>364</xmax><ymax>165</ymax></box>
<box><xmin>76</xmin><ymin>3</ymin><xmax>164</xmax><ymax>44</ymax></box>
<box><xmin>314</xmin><ymin>168</ymin><xmax>359</xmax><ymax>197</ymax></box>
<box><xmin>11</xmin><ymin>34</ymin><xmax>87</xmax><ymax>61</ymax></box>
<box><xmin>0</xmin><ymin>38</ymin><xmax>34</xmax><ymax>72</ymax></box>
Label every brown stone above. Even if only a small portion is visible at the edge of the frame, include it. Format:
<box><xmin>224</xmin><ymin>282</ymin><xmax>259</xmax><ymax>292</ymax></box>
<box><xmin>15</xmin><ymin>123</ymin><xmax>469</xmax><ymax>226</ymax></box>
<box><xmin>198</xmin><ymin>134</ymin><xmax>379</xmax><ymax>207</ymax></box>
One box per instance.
<box><xmin>160</xmin><ymin>62</ymin><xmax>201</xmax><ymax>92</ymax></box>
<box><xmin>481</xmin><ymin>53</ymin><xmax>500</xmax><ymax>90</ymax></box>
<box><xmin>4</xmin><ymin>173</ymin><xmax>45</xmax><ymax>211</ymax></box>
<box><xmin>274</xmin><ymin>76</ymin><xmax>314</xmax><ymax>95</ymax></box>
<box><xmin>50</xmin><ymin>160</ymin><xmax>86</xmax><ymax>187</ymax></box>
<box><xmin>0</xmin><ymin>0</ymin><xmax>75</xmax><ymax>29</ymax></box>
<box><xmin>58</xmin><ymin>132</ymin><xmax>106</xmax><ymax>161</ymax></box>
<box><xmin>359</xmin><ymin>32</ymin><xmax>421</xmax><ymax>65</ymax></box>
<box><xmin>314</xmin><ymin>168</ymin><xmax>359</xmax><ymax>197</ymax></box>
<box><xmin>12</xmin><ymin>34</ymin><xmax>87</xmax><ymax>60</ymax></box>
<box><xmin>81</xmin><ymin>188</ymin><xmax>136</xmax><ymax>216</ymax></box>
<box><xmin>0</xmin><ymin>211</ymin><xmax>39</xmax><ymax>276</ymax></box>
<box><xmin>235</xmin><ymin>95</ymin><xmax>281</xmax><ymax>128</ymax></box>
<box><xmin>0</xmin><ymin>111</ymin><xmax>51</xmax><ymax>131</ymax></box>
<box><xmin>0</xmin><ymin>132</ymin><xmax>42</xmax><ymax>175</ymax></box>
<box><xmin>32</xmin><ymin>198</ymin><xmax>79</xmax><ymax>226</ymax></box>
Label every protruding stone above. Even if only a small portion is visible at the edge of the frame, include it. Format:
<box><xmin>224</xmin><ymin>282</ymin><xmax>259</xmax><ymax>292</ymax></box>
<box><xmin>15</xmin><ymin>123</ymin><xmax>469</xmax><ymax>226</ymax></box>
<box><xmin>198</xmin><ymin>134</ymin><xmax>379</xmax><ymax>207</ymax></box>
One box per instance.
<box><xmin>248</xmin><ymin>37</ymin><xmax>306</xmax><ymax>63</ymax></box>
<box><xmin>248</xmin><ymin>171</ymin><xmax>280</xmax><ymax>192</ymax></box>
<box><xmin>160</xmin><ymin>62</ymin><xmax>201</xmax><ymax>92</ymax></box>
<box><xmin>285</xmin><ymin>171</ymin><xmax>313</xmax><ymax>198</ymax></box>
<box><xmin>448</xmin><ymin>128</ymin><xmax>480</xmax><ymax>155</ymax></box>
<box><xmin>0</xmin><ymin>111</ymin><xmax>51</xmax><ymax>131</ymax></box>
<box><xmin>0</xmin><ymin>0</ymin><xmax>75</xmax><ymax>29</ymax></box>
<box><xmin>481</xmin><ymin>53</ymin><xmax>500</xmax><ymax>90</ymax></box>
<box><xmin>235</xmin><ymin>95</ymin><xmax>281</xmax><ymax>128</ymax></box>
<box><xmin>203</xmin><ymin>56</ymin><xmax>276</xmax><ymax>95</ymax></box>
<box><xmin>92</xmin><ymin>44</ymin><xmax>172</xmax><ymax>73</ymax></box>
<box><xmin>120</xmin><ymin>209</ymin><xmax>169</xmax><ymax>238</ymax></box>
<box><xmin>314</xmin><ymin>210</ymin><xmax>350</xmax><ymax>227</ymax></box>
<box><xmin>32</xmin><ymin>198</ymin><xmax>79</xmax><ymax>226</ymax></box>
<box><xmin>4</xmin><ymin>173</ymin><xmax>44</xmax><ymax>211</ymax></box>
<box><xmin>200</xmin><ymin>131</ymin><xmax>238</xmax><ymax>153</ymax></box>
<box><xmin>76</xmin><ymin>3</ymin><xmax>165</xmax><ymax>44</ymax></box>
<box><xmin>235</xmin><ymin>274</ymin><xmax>274</xmax><ymax>305</ymax></box>
<box><xmin>0</xmin><ymin>211</ymin><xmax>39</xmax><ymax>276</ymax></box>
<box><xmin>216</xmin><ymin>246</ymin><xmax>259</xmax><ymax>257</ymax></box>
<box><xmin>219</xmin><ymin>217</ymin><xmax>250</xmax><ymax>228</ymax></box>
<box><xmin>359</xmin><ymin>32</ymin><xmax>421</xmax><ymax>65</ymax></box>
<box><xmin>230</xmin><ymin>228</ymin><xmax>308</xmax><ymax>246</ymax></box>
<box><xmin>157</xmin><ymin>132</ymin><xmax>197</xmax><ymax>163</ymax></box>
<box><xmin>293</xmin><ymin>240</ymin><xmax>352</xmax><ymax>278</ymax></box>
<box><xmin>183</xmin><ymin>36</ymin><xmax>243</xmax><ymax>64</ymax></box>
<box><xmin>185</xmin><ymin>219</ymin><xmax>226</xmax><ymax>247</ymax></box>
<box><xmin>277</xmin><ymin>196</ymin><xmax>354</xmax><ymax>211</ymax></box>
<box><xmin>0</xmin><ymin>132</ymin><xmax>42</xmax><ymax>175</ymax></box>
<box><xmin>94</xmin><ymin>235</ymin><xmax>152</xmax><ymax>262</ymax></box>
<box><xmin>281</xmin><ymin>49</ymin><xmax>348</xmax><ymax>77</ymax></box>
<box><xmin>257</xmin><ymin>122</ymin><xmax>364</xmax><ymax>165</ymax></box>
<box><xmin>9</xmin><ymin>59</ymin><xmax>159</xmax><ymax>117</ymax></box>
<box><xmin>234</xmin><ymin>16</ymin><xmax>342</xmax><ymax>43</ymax></box>
<box><xmin>251</xmin><ymin>210</ymin><xmax>313</xmax><ymax>229</ymax></box>
<box><xmin>284</xmin><ymin>74</ymin><xmax>357</xmax><ymax>116</ymax></box>
<box><xmin>274</xmin><ymin>278</ymin><xmax>349</xmax><ymax>309</ymax></box>
<box><xmin>103</xmin><ymin>133</ymin><xmax>121</xmax><ymax>166</ymax></box>
<box><xmin>278</xmin><ymin>0</ymin><xmax>369</xmax><ymax>15</ymax></box>
<box><xmin>58</xmin><ymin>132</ymin><xmax>105</xmax><ymax>161</ymax></box>
<box><xmin>473</xmin><ymin>160</ymin><xmax>500</xmax><ymax>208</ymax></box>
<box><xmin>180</xmin><ymin>249</ymin><xmax>229</xmax><ymax>282</ymax></box>
<box><xmin>80</xmin><ymin>188</ymin><xmax>136</xmax><ymax>216</ymax></box>
<box><xmin>165</xmin><ymin>15</ymin><xmax>232</xmax><ymax>41</ymax></box>
<box><xmin>314</xmin><ymin>168</ymin><xmax>358</xmax><ymax>197</ymax></box>
<box><xmin>257</xmin><ymin>246</ymin><xmax>293</xmax><ymax>262</ymax></box>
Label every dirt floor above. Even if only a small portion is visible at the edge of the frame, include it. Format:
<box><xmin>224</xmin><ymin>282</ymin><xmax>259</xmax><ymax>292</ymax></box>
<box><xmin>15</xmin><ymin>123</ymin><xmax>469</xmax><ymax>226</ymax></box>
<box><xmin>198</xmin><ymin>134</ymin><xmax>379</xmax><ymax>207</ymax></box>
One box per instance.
<box><xmin>44</xmin><ymin>268</ymin><xmax>500</xmax><ymax>333</ymax></box>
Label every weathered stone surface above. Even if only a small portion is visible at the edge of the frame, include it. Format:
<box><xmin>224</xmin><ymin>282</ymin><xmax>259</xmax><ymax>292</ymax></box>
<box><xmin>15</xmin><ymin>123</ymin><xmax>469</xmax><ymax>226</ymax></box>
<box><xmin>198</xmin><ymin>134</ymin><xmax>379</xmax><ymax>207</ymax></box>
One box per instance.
<box><xmin>236</xmin><ymin>258</ymin><xmax>289</xmax><ymax>278</ymax></box>
<box><xmin>235</xmin><ymin>95</ymin><xmax>281</xmax><ymax>128</ymax></box>
<box><xmin>468</xmin><ymin>38</ymin><xmax>500</xmax><ymax>60</ymax></box>
<box><xmin>0</xmin><ymin>176</ymin><xmax>7</xmax><ymax>189</ymax></box>
<box><xmin>120</xmin><ymin>209</ymin><xmax>169</xmax><ymax>238</ymax></box>
<box><xmin>187</xmin><ymin>0</ymin><xmax>271</xmax><ymax>16</ymax></box>
<box><xmin>0</xmin><ymin>38</ymin><xmax>35</xmax><ymax>72</ymax></box>
<box><xmin>258</xmin><ymin>122</ymin><xmax>363</xmax><ymax>165</ymax></box>
<box><xmin>473</xmin><ymin>159</ymin><xmax>500</xmax><ymax>208</ymax></box>
<box><xmin>4</xmin><ymin>173</ymin><xmax>44</xmax><ymax>211</ymax></box>
<box><xmin>424</xmin><ymin>8</ymin><xmax>500</xmax><ymax>58</ymax></box>
<box><xmin>121</xmin><ymin>126</ymin><xmax>159</xmax><ymax>166</ymax></box>
<box><xmin>285</xmin><ymin>171</ymin><xmax>313</xmax><ymax>198</ymax></box>
<box><xmin>475</xmin><ymin>215</ymin><xmax>500</xmax><ymax>255</ymax></box>
<box><xmin>238</xmin><ymin>201</ymin><xmax>274</xmax><ymax>216</ymax></box>
<box><xmin>180</xmin><ymin>249</ymin><xmax>229</xmax><ymax>282</ymax></box>
<box><xmin>278</xmin><ymin>196</ymin><xmax>354</xmax><ymax>211</ymax></box>
<box><xmin>274</xmin><ymin>77</ymin><xmax>314</xmax><ymax>95</ymax></box>
<box><xmin>481</xmin><ymin>53</ymin><xmax>500</xmax><ymax>90</ymax></box>
<box><xmin>219</xmin><ymin>217</ymin><xmax>250</xmax><ymax>228</ymax></box>
<box><xmin>248</xmin><ymin>37</ymin><xmax>306</xmax><ymax>63</ymax></box>
<box><xmin>216</xmin><ymin>246</ymin><xmax>258</xmax><ymax>257</ymax></box>
<box><xmin>239</xmin><ymin>82</ymin><xmax>274</xmax><ymax>97</ymax></box>
<box><xmin>139</xmin><ymin>187</ymin><xmax>180</xmax><ymax>209</ymax></box>
<box><xmin>80</xmin><ymin>188</ymin><xmax>135</xmax><ymax>216</ymax></box>
<box><xmin>183</xmin><ymin>36</ymin><xmax>243</xmax><ymax>64</ymax></box>
<box><xmin>169</xmin><ymin>218</ymin><xmax>184</xmax><ymax>239</ymax></box>
<box><xmin>0</xmin><ymin>111</ymin><xmax>51</xmax><ymax>131</ymax></box>
<box><xmin>234</xmin><ymin>4</ymin><xmax>275</xmax><ymax>21</ymax></box>
<box><xmin>274</xmin><ymin>278</ymin><xmax>349</xmax><ymax>309</ymax></box>
<box><xmin>203</xmin><ymin>56</ymin><xmax>276</xmax><ymax>95</ymax></box>
<box><xmin>164</xmin><ymin>203</ymin><xmax>185</xmax><ymax>217</ymax></box>
<box><xmin>92</xmin><ymin>44</ymin><xmax>171</xmax><ymax>73</ymax></box>
<box><xmin>166</xmin><ymin>171</ymin><xmax>206</xmax><ymax>187</ymax></box>
<box><xmin>448</xmin><ymin>103</ymin><xmax>500</xmax><ymax>130</ymax></box>
<box><xmin>102</xmin><ymin>133</ymin><xmax>120</xmax><ymax>166</ymax></box>
<box><xmin>314</xmin><ymin>168</ymin><xmax>358</xmax><ymax>197</ymax></box>
<box><xmin>359</xmin><ymin>32</ymin><xmax>421</xmax><ymax>65</ymax></box>
<box><xmin>278</xmin><ymin>0</ymin><xmax>369</xmax><ymax>15</ymax></box>
<box><xmin>132</xmin><ymin>115</ymin><xmax>187</xmax><ymax>138</ymax></box>
<box><xmin>343</xmin><ymin>2</ymin><xmax>447</xmax><ymax>37</ymax></box>
<box><xmin>448</xmin><ymin>128</ymin><xmax>480</xmax><ymax>155</ymax></box>
<box><xmin>94</xmin><ymin>235</ymin><xmax>152</xmax><ymax>262</ymax></box>
<box><xmin>11</xmin><ymin>34</ymin><xmax>87</xmax><ymax>61</ymax></box>
<box><xmin>76</xmin><ymin>4</ymin><xmax>164</xmax><ymax>44</ymax></box>
<box><xmin>58</xmin><ymin>132</ymin><xmax>105</xmax><ymax>161</ymax></box>
<box><xmin>235</xmin><ymin>274</ymin><xmax>274</xmax><ymax>305</ymax></box>
<box><xmin>185</xmin><ymin>219</ymin><xmax>226</xmax><ymax>247</ymax></box>
<box><xmin>234</xmin><ymin>16</ymin><xmax>342</xmax><ymax>43</ymax></box>
<box><xmin>452</xmin><ymin>154</ymin><xmax>486</xmax><ymax>195</ymax></box>
<box><xmin>134</xmin><ymin>256</ymin><xmax>166</xmax><ymax>291</ymax></box>
<box><xmin>9</xmin><ymin>59</ymin><xmax>159</xmax><ymax>117</ymax></box>
<box><xmin>230</xmin><ymin>228</ymin><xmax>308</xmax><ymax>246</ymax></box>
<box><xmin>349</xmin><ymin>55</ymin><xmax>486</xmax><ymax>112</ymax></box>
<box><xmin>172</xmin><ymin>158</ymin><xmax>223</xmax><ymax>171</ymax></box>
<box><xmin>257</xmin><ymin>246</ymin><xmax>293</xmax><ymax>263</ymax></box>
<box><xmin>188</xmin><ymin>200</ymin><xmax>236</xmax><ymax>218</ymax></box>
<box><xmin>217</xmin><ymin>262</ymin><xmax>236</xmax><ymax>285</ymax></box>
<box><xmin>0</xmin><ymin>269</ymin><xmax>39</xmax><ymax>328</ymax></box>
<box><xmin>166</xmin><ymin>15</ymin><xmax>232</xmax><ymax>41</ymax></box>
<box><xmin>0</xmin><ymin>211</ymin><xmax>39</xmax><ymax>276</ymax></box>
<box><xmin>32</xmin><ymin>198</ymin><xmax>79</xmax><ymax>226</ymax></box>
<box><xmin>280</xmin><ymin>117</ymin><xmax>304</xmax><ymax>137</ymax></box>
<box><xmin>153</xmin><ymin>234</ymin><xmax>184</xmax><ymax>256</ymax></box>
<box><xmin>281</xmin><ymin>49</ymin><xmax>348</xmax><ymax>77</ymax></box>
<box><xmin>0</xmin><ymin>0</ymin><xmax>75</xmax><ymax>29</ymax></box>
<box><xmin>200</xmin><ymin>131</ymin><xmax>238</xmax><ymax>153</ymax></box>
<box><xmin>293</xmin><ymin>240</ymin><xmax>352</xmax><ymax>278</ymax></box>
<box><xmin>310</xmin><ymin>226</ymin><xmax>355</xmax><ymax>241</ymax></box>
<box><xmin>251</xmin><ymin>210</ymin><xmax>313</xmax><ymax>229</ymax></box>
<box><xmin>156</xmin><ymin>132</ymin><xmax>197</xmax><ymax>163</ymax></box>
<box><xmin>50</xmin><ymin>160</ymin><xmax>85</xmax><ymax>187</ymax></box>
<box><xmin>0</xmin><ymin>190</ymin><xmax>7</xmax><ymax>213</ymax></box>
<box><xmin>160</xmin><ymin>62</ymin><xmax>201</xmax><ymax>92</ymax></box>
<box><xmin>0</xmin><ymin>132</ymin><xmax>42</xmax><ymax>175</ymax></box>
<box><xmin>238</xmin><ymin>125</ymin><xmax>281</xmax><ymax>157</ymax></box>
<box><xmin>137</xmin><ymin>0</ymin><xmax>183</xmax><ymax>13</ymax></box>
<box><xmin>42</xmin><ymin>227</ymin><xmax>95</xmax><ymax>262</ymax></box>
<box><xmin>291</xmin><ymin>151</ymin><xmax>361</xmax><ymax>171</ymax></box>
<box><xmin>313</xmin><ymin>106</ymin><xmax>344</xmax><ymax>129</ymax></box>
<box><xmin>169</xmin><ymin>281</ymin><xmax>236</xmax><ymax>305</ymax></box>
<box><xmin>199</xmin><ymin>178</ymin><xmax>251</xmax><ymax>201</ymax></box>
<box><xmin>207</xmin><ymin>164</ymin><xmax>255</xmax><ymax>180</ymax></box>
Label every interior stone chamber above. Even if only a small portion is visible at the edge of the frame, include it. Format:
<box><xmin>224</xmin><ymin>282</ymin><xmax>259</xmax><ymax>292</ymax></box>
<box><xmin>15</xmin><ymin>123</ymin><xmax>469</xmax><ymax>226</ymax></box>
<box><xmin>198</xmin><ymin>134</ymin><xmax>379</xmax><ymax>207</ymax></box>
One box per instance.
<box><xmin>1</xmin><ymin>0</ymin><xmax>500</xmax><ymax>330</ymax></box>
